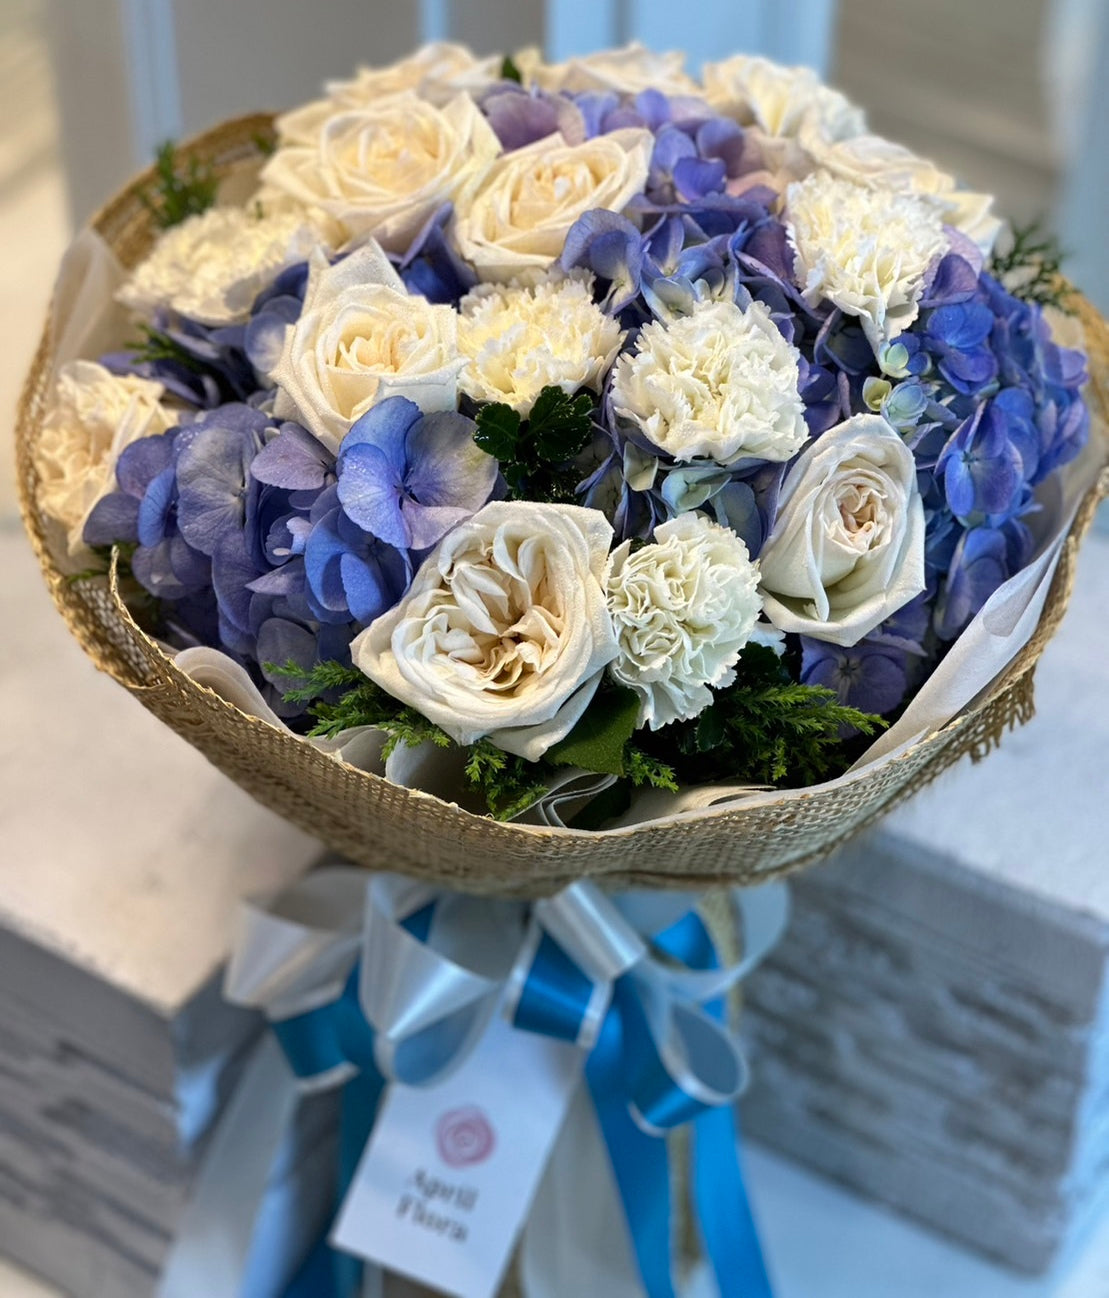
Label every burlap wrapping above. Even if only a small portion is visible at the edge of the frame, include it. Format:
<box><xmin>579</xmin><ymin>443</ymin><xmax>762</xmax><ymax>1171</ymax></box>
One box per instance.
<box><xmin>15</xmin><ymin>115</ymin><xmax>1109</xmax><ymax>897</ymax></box>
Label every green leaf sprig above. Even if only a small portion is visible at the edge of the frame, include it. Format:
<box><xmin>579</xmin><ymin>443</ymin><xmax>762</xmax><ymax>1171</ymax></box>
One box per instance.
<box><xmin>990</xmin><ymin>221</ymin><xmax>1076</xmax><ymax>314</ymax></box>
<box><xmin>268</xmin><ymin>663</ymin><xmax>676</xmax><ymax>822</ymax></box>
<box><xmin>140</xmin><ymin>140</ymin><xmax>218</xmax><ymax>229</ymax></box>
<box><xmin>640</xmin><ymin>644</ymin><xmax>886</xmax><ymax>788</ymax></box>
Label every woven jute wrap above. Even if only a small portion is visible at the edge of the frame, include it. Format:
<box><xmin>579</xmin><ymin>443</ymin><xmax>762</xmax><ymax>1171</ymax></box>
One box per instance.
<box><xmin>15</xmin><ymin>115</ymin><xmax>1109</xmax><ymax>897</ymax></box>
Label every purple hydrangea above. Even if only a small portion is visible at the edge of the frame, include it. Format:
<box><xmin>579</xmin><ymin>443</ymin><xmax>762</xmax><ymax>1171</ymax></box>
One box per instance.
<box><xmin>83</xmin><ymin>424</ymin><xmax>210</xmax><ymax>601</ymax></box>
<box><xmin>102</xmin><ymin>309</ymin><xmax>258</xmax><ymax>408</ymax></box>
<box><xmin>336</xmin><ymin>396</ymin><xmax>499</xmax><ymax>551</ymax></box>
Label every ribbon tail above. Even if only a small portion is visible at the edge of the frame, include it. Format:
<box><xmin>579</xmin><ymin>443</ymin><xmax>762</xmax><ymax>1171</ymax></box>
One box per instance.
<box><xmin>158</xmin><ymin>1035</ymin><xmax>331</xmax><ymax>1298</ymax></box>
<box><xmin>286</xmin><ymin>1068</ymin><xmax>387</xmax><ymax>1298</ymax></box>
<box><xmin>520</xmin><ymin>1084</ymin><xmax>644</xmax><ymax>1298</ymax></box>
<box><xmin>585</xmin><ymin>989</ymin><xmax>678</xmax><ymax>1298</ymax></box>
<box><xmin>692</xmin><ymin>1105</ymin><xmax>773</xmax><ymax>1298</ymax></box>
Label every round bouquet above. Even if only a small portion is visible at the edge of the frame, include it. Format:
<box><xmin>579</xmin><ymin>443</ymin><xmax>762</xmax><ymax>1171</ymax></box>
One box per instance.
<box><xmin>17</xmin><ymin>42</ymin><xmax>1108</xmax><ymax>894</ymax></box>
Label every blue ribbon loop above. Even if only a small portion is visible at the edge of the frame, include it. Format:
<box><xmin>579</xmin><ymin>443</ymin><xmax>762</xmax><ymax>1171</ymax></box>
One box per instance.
<box><xmin>245</xmin><ymin>876</ymin><xmax>779</xmax><ymax>1298</ymax></box>
<box><xmin>513</xmin><ymin>931</ymin><xmax>597</xmax><ymax>1045</ymax></box>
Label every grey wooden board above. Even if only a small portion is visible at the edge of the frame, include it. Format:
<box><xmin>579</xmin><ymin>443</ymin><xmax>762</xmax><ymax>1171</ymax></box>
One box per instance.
<box><xmin>0</xmin><ymin>529</ymin><xmax>324</xmax><ymax>1294</ymax></box>
<box><xmin>742</xmin><ymin>533</ymin><xmax>1109</xmax><ymax>1273</ymax></box>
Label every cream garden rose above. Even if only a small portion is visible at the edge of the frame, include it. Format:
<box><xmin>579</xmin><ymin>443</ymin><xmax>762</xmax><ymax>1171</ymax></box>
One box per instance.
<box><xmin>458</xmin><ymin>274</ymin><xmax>623</xmax><ymax>414</ymax></box>
<box><xmin>34</xmin><ymin>361</ymin><xmax>174</xmax><ymax>559</ymax></box>
<box><xmin>523</xmin><ymin>42</ymin><xmax>697</xmax><ymax>97</ymax></box>
<box><xmin>454</xmin><ymin>128</ymin><xmax>653</xmax><ymax>281</ymax></box>
<box><xmin>271</xmin><ymin>242</ymin><xmax>464</xmax><ymax>452</ymax></box>
<box><xmin>352</xmin><ymin>502</ymin><xmax>618</xmax><ymax>760</ymax></box>
<box><xmin>277</xmin><ymin>43</ymin><xmax>502</xmax><ymax>144</ymax></box>
<box><xmin>607</xmin><ymin>512</ymin><xmax>763</xmax><ymax>728</ymax></box>
<box><xmin>117</xmin><ymin>203</ymin><xmax>328</xmax><ymax>327</ymax></box>
<box><xmin>263</xmin><ymin>90</ymin><xmax>502</xmax><ymax>250</ymax></box>
<box><xmin>786</xmin><ymin>171</ymin><xmax>948</xmax><ymax>349</ymax></box>
<box><xmin>702</xmin><ymin>55</ymin><xmax>865</xmax><ymax>144</ymax></box>
<box><xmin>610</xmin><ymin>298</ymin><xmax>809</xmax><ymax>466</ymax></box>
<box><xmin>758</xmin><ymin>413</ymin><xmax>926</xmax><ymax>646</ymax></box>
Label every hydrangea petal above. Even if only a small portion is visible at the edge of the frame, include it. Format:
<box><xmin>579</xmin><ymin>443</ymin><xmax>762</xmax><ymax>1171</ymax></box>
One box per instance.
<box><xmin>336</xmin><ymin>443</ymin><xmax>407</xmax><ymax>546</ymax></box>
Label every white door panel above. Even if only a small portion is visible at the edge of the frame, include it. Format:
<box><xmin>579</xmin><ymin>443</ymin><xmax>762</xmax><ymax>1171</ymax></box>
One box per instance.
<box><xmin>46</xmin><ymin>0</ymin><xmax>838</xmax><ymax>225</ymax></box>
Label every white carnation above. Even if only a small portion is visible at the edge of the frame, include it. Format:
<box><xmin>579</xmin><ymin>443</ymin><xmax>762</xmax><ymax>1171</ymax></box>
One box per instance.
<box><xmin>352</xmin><ymin>502</ymin><xmax>618</xmax><ymax>760</ymax></box>
<box><xmin>609</xmin><ymin>298</ymin><xmax>808</xmax><ymax>466</ymax></box>
<box><xmin>607</xmin><ymin>513</ymin><xmax>762</xmax><ymax>728</ymax></box>
<box><xmin>34</xmin><ymin>361</ymin><xmax>174</xmax><ymax>559</ymax></box>
<box><xmin>785</xmin><ymin>171</ymin><xmax>947</xmax><ymax>349</ymax></box>
<box><xmin>458</xmin><ymin>275</ymin><xmax>623</xmax><ymax>415</ymax></box>
<box><xmin>116</xmin><ymin>203</ymin><xmax>327</xmax><ymax>327</ymax></box>
<box><xmin>271</xmin><ymin>242</ymin><xmax>464</xmax><ymax>452</ymax></box>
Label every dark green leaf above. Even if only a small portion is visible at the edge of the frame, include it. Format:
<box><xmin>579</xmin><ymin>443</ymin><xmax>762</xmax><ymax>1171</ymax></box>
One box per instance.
<box><xmin>527</xmin><ymin>386</ymin><xmax>594</xmax><ymax>462</ymax></box>
<box><xmin>500</xmin><ymin>55</ymin><xmax>523</xmax><ymax>83</ymax></box>
<box><xmin>567</xmin><ymin>780</ymin><xmax>632</xmax><ymax>830</ymax></box>
<box><xmin>694</xmin><ymin>705</ymin><xmax>726</xmax><ymax>752</ymax></box>
<box><xmin>474</xmin><ymin>402</ymin><xmax>522</xmax><ymax>460</ymax></box>
<box><xmin>547</xmin><ymin>685</ymin><xmax>640</xmax><ymax>776</ymax></box>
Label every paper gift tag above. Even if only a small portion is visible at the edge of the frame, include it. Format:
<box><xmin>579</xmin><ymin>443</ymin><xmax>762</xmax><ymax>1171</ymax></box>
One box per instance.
<box><xmin>332</xmin><ymin>1013</ymin><xmax>582</xmax><ymax>1298</ymax></box>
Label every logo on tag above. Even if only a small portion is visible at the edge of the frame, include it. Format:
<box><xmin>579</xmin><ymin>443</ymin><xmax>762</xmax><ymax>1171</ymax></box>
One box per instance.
<box><xmin>436</xmin><ymin>1107</ymin><xmax>495</xmax><ymax>1167</ymax></box>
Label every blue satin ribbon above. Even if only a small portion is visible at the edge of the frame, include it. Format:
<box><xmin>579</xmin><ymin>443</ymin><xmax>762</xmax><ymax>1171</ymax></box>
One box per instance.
<box><xmin>268</xmin><ymin>889</ymin><xmax>772</xmax><ymax>1298</ymax></box>
<box><xmin>677</xmin><ymin>916</ymin><xmax>773</xmax><ymax>1298</ymax></box>
<box><xmin>513</xmin><ymin>931</ymin><xmax>597</xmax><ymax>1045</ymax></box>
<box><xmin>277</xmin><ymin>902</ymin><xmax>443</xmax><ymax>1298</ymax></box>
<box><xmin>582</xmin><ymin>908</ymin><xmax>773</xmax><ymax>1298</ymax></box>
<box><xmin>586</xmin><ymin>982</ymin><xmax>679</xmax><ymax>1298</ymax></box>
<box><xmin>273</xmin><ymin>966</ymin><xmax>384</xmax><ymax>1298</ymax></box>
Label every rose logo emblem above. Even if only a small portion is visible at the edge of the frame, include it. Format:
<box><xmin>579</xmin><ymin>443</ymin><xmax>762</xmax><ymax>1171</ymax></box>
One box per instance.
<box><xmin>435</xmin><ymin>1106</ymin><xmax>496</xmax><ymax>1168</ymax></box>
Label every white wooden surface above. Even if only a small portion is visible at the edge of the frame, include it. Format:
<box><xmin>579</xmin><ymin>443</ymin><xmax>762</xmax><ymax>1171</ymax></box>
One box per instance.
<box><xmin>5</xmin><ymin>1139</ymin><xmax>1109</xmax><ymax>1298</ymax></box>
<box><xmin>882</xmin><ymin>533</ymin><xmax>1109</xmax><ymax>926</ymax></box>
<box><xmin>0</xmin><ymin>533</ymin><xmax>321</xmax><ymax>1014</ymax></box>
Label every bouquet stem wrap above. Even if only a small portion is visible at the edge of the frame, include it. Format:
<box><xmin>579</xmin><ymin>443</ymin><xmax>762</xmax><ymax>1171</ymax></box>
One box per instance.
<box><xmin>158</xmin><ymin>868</ymin><xmax>789</xmax><ymax>1298</ymax></box>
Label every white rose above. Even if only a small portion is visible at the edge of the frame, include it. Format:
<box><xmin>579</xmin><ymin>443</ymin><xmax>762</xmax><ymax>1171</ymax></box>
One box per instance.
<box><xmin>807</xmin><ymin>131</ymin><xmax>1001</xmax><ymax>257</ymax></box>
<box><xmin>352</xmin><ymin>502</ymin><xmax>618</xmax><ymax>760</ymax></box>
<box><xmin>786</xmin><ymin>171</ymin><xmax>948</xmax><ymax>349</ymax></box>
<box><xmin>34</xmin><ymin>361</ymin><xmax>174</xmax><ymax>558</ymax></box>
<box><xmin>702</xmin><ymin>55</ymin><xmax>866</xmax><ymax>143</ymax></box>
<box><xmin>116</xmin><ymin>203</ymin><xmax>328</xmax><ymax>327</ymax></box>
<box><xmin>523</xmin><ymin>41</ymin><xmax>697</xmax><ymax>97</ymax></box>
<box><xmin>610</xmin><ymin>298</ymin><xmax>809</xmax><ymax>466</ymax></box>
<box><xmin>271</xmin><ymin>242</ymin><xmax>464</xmax><ymax>453</ymax></box>
<box><xmin>262</xmin><ymin>91</ymin><xmax>502</xmax><ymax>251</ymax></box>
<box><xmin>759</xmin><ymin>414</ymin><xmax>926</xmax><ymax>647</ymax></box>
<box><xmin>458</xmin><ymin>273</ymin><xmax>623</xmax><ymax>414</ymax></box>
<box><xmin>454</xmin><ymin>128</ymin><xmax>653</xmax><ymax>281</ymax></box>
<box><xmin>277</xmin><ymin>43</ymin><xmax>502</xmax><ymax>144</ymax></box>
<box><xmin>607</xmin><ymin>513</ymin><xmax>762</xmax><ymax>728</ymax></box>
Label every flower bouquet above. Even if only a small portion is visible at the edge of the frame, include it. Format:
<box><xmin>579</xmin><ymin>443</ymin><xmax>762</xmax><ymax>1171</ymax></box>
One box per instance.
<box><xmin>15</xmin><ymin>39</ymin><xmax>1109</xmax><ymax>1298</ymax></box>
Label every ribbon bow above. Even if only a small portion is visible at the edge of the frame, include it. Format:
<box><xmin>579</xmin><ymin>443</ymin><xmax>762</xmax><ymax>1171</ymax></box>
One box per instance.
<box><xmin>172</xmin><ymin>869</ymin><xmax>788</xmax><ymax>1298</ymax></box>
